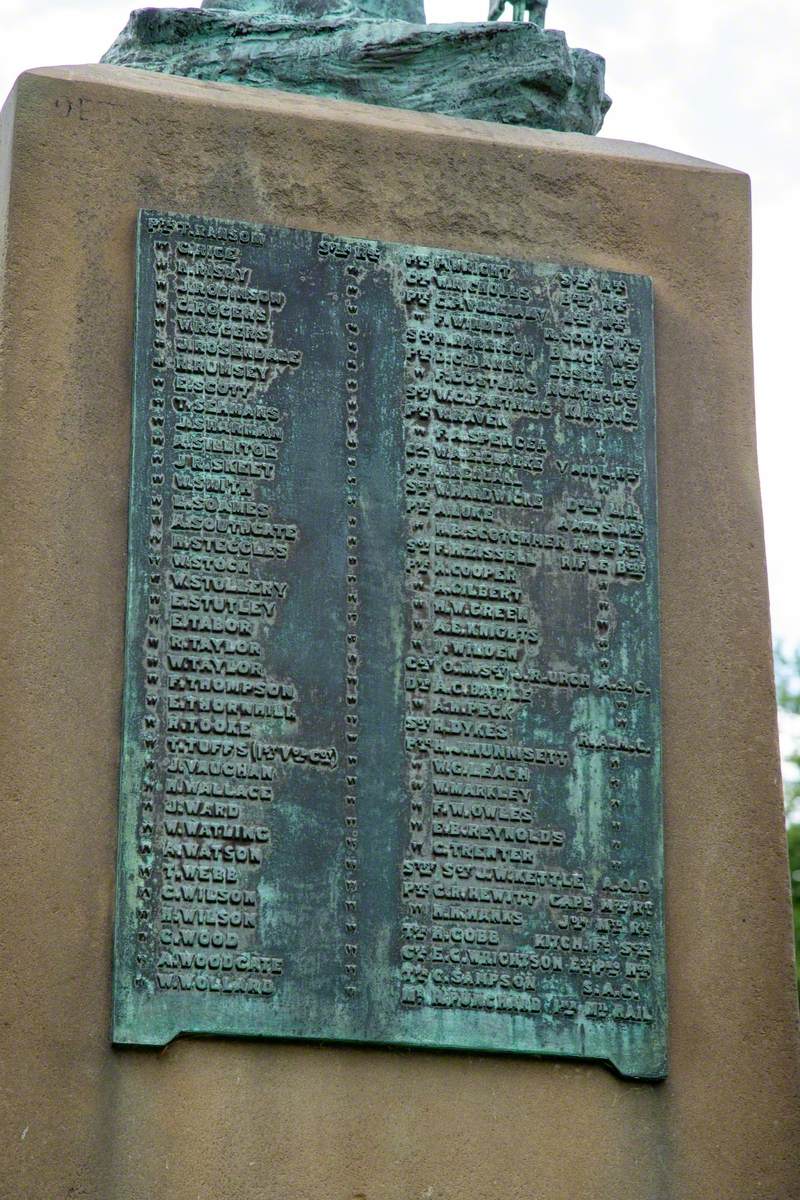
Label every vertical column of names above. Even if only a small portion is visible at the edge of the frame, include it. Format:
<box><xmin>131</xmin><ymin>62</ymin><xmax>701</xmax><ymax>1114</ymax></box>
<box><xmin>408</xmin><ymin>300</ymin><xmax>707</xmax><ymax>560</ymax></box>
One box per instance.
<box><xmin>140</xmin><ymin>219</ymin><xmax>309</xmax><ymax>1004</ymax></box>
<box><xmin>398</xmin><ymin>250</ymin><xmax>570</xmax><ymax>1021</ymax></box>
<box><xmin>547</xmin><ymin>270</ymin><xmax>657</xmax><ymax>1025</ymax></box>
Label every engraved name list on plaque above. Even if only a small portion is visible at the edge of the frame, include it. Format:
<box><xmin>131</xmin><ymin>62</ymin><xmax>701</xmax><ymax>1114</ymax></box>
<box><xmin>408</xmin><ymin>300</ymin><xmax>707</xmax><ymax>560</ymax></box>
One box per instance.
<box><xmin>113</xmin><ymin>210</ymin><xmax>666</xmax><ymax>1079</ymax></box>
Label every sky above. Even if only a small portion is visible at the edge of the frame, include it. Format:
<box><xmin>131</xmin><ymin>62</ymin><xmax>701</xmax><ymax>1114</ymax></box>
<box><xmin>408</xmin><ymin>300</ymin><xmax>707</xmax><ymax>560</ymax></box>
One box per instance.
<box><xmin>1</xmin><ymin>0</ymin><xmax>799</xmax><ymax>656</ymax></box>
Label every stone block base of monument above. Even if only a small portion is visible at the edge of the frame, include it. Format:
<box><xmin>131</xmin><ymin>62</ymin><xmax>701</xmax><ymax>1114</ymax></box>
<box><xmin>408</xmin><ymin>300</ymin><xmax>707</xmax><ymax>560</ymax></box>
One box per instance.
<box><xmin>1</xmin><ymin>64</ymin><xmax>798</xmax><ymax>1200</ymax></box>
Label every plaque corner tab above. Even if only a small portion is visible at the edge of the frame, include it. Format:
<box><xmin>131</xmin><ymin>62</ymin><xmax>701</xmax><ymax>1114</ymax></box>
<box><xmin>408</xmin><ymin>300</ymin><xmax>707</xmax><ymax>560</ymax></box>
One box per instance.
<box><xmin>111</xmin><ymin>1014</ymin><xmax>178</xmax><ymax>1050</ymax></box>
<box><xmin>613</xmin><ymin>1049</ymin><xmax>668</xmax><ymax>1083</ymax></box>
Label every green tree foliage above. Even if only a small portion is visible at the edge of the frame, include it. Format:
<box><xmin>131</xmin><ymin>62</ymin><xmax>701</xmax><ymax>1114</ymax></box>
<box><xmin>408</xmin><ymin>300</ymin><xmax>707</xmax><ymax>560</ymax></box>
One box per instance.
<box><xmin>787</xmin><ymin>825</ymin><xmax>800</xmax><ymax>997</ymax></box>
<box><xmin>775</xmin><ymin>643</ymin><xmax>800</xmax><ymax>818</ymax></box>
<box><xmin>774</xmin><ymin>643</ymin><xmax>800</xmax><ymax>995</ymax></box>
<box><xmin>775</xmin><ymin>642</ymin><xmax>800</xmax><ymax>714</ymax></box>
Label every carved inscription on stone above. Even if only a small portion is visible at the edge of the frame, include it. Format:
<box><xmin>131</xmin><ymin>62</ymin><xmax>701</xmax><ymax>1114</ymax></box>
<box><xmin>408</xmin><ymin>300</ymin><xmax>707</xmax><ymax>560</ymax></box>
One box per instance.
<box><xmin>114</xmin><ymin>211</ymin><xmax>665</xmax><ymax>1079</ymax></box>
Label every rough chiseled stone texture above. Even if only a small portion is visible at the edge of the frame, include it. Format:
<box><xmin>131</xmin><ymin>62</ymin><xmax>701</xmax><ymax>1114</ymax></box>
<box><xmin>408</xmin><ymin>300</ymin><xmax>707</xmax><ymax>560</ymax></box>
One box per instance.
<box><xmin>102</xmin><ymin>1</ymin><xmax>611</xmax><ymax>134</ymax></box>
<box><xmin>0</xmin><ymin>65</ymin><xmax>798</xmax><ymax>1200</ymax></box>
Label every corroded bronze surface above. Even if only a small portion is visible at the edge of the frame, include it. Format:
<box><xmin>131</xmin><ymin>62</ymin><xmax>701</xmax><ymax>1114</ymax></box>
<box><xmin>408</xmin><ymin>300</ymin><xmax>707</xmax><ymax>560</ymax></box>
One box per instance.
<box><xmin>114</xmin><ymin>210</ymin><xmax>664</xmax><ymax>1078</ymax></box>
<box><xmin>101</xmin><ymin>1</ymin><xmax>610</xmax><ymax>136</ymax></box>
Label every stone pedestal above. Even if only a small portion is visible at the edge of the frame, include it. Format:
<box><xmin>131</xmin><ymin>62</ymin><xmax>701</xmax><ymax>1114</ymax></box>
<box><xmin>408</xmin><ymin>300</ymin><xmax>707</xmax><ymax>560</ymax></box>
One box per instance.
<box><xmin>0</xmin><ymin>64</ymin><xmax>797</xmax><ymax>1200</ymax></box>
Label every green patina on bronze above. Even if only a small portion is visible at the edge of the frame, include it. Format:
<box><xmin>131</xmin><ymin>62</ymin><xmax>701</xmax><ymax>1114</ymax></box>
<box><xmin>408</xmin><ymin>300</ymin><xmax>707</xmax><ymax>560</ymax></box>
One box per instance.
<box><xmin>113</xmin><ymin>210</ymin><xmax>666</xmax><ymax>1079</ymax></box>
<box><xmin>102</xmin><ymin>0</ymin><xmax>610</xmax><ymax>135</ymax></box>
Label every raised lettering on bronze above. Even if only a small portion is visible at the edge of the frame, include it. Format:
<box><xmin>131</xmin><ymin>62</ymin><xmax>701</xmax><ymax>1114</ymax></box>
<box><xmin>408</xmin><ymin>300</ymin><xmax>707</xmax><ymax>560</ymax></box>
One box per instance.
<box><xmin>114</xmin><ymin>211</ymin><xmax>665</xmax><ymax>1079</ymax></box>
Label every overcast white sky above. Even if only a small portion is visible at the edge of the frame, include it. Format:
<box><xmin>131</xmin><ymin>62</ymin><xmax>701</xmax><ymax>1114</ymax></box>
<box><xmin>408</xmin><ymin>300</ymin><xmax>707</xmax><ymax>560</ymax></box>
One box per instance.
<box><xmin>2</xmin><ymin>0</ymin><xmax>799</xmax><ymax>654</ymax></box>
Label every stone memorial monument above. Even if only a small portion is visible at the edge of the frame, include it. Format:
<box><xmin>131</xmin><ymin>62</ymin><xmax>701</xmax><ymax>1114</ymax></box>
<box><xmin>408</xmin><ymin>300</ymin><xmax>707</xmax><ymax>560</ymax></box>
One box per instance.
<box><xmin>0</xmin><ymin>1</ymin><xmax>798</xmax><ymax>1197</ymax></box>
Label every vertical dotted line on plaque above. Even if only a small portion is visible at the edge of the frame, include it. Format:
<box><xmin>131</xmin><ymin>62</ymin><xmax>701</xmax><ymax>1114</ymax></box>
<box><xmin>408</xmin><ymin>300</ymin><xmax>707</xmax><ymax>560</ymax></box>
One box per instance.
<box><xmin>343</xmin><ymin>262</ymin><xmax>363</xmax><ymax>1000</ymax></box>
<box><xmin>594</xmin><ymin>276</ymin><xmax>640</xmax><ymax>875</ymax></box>
<box><xmin>134</xmin><ymin>235</ymin><xmax>169</xmax><ymax>993</ymax></box>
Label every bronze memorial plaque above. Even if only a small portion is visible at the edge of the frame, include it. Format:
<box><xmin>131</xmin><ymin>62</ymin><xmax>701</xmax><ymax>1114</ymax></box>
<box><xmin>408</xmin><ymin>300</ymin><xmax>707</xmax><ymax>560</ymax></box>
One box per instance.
<box><xmin>113</xmin><ymin>211</ymin><xmax>665</xmax><ymax>1079</ymax></box>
